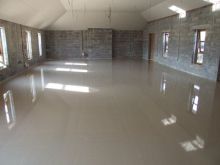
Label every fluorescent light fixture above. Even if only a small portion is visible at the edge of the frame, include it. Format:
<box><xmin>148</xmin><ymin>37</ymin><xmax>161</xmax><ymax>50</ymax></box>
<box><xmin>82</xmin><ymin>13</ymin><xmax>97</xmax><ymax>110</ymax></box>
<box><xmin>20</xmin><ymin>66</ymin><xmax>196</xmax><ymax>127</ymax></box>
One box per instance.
<box><xmin>204</xmin><ymin>0</ymin><xmax>220</xmax><ymax>11</ymax></box>
<box><xmin>169</xmin><ymin>5</ymin><xmax>186</xmax><ymax>18</ymax></box>
<box><xmin>56</xmin><ymin>68</ymin><xmax>88</xmax><ymax>73</ymax></box>
<box><xmin>65</xmin><ymin>62</ymin><xmax>88</xmax><ymax>66</ymax></box>
<box><xmin>64</xmin><ymin>85</ymin><xmax>90</xmax><ymax>93</ymax></box>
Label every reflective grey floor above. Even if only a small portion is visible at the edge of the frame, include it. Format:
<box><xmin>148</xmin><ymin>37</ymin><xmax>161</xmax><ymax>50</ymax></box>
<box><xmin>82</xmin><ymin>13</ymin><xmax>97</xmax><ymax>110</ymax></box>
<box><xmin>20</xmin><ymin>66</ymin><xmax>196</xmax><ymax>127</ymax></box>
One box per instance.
<box><xmin>0</xmin><ymin>59</ymin><xmax>220</xmax><ymax>165</ymax></box>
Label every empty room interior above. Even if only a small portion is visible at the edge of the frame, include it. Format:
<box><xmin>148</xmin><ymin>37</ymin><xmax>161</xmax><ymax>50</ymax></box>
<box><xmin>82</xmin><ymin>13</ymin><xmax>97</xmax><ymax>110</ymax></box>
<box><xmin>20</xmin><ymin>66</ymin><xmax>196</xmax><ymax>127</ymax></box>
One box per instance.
<box><xmin>0</xmin><ymin>0</ymin><xmax>220</xmax><ymax>164</ymax></box>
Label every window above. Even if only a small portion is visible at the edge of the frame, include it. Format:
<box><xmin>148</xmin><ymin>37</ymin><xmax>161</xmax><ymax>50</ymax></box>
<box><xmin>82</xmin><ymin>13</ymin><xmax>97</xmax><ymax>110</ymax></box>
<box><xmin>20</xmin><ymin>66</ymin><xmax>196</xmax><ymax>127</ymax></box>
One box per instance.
<box><xmin>0</xmin><ymin>27</ymin><xmax>9</xmax><ymax>68</ymax></box>
<box><xmin>38</xmin><ymin>32</ymin><xmax>42</xmax><ymax>56</ymax></box>
<box><xmin>194</xmin><ymin>30</ymin><xmax>206</xmax><ymax>64</ymax></box>
<box><xmin>25</xmin><ymin>31</ymin><xmax>32</xmax><ymax>60</ymax></box>
<box><xmin>163</xmin><ymin>32</ymin><xmax>169</xmax><ymax>57</ymax></box>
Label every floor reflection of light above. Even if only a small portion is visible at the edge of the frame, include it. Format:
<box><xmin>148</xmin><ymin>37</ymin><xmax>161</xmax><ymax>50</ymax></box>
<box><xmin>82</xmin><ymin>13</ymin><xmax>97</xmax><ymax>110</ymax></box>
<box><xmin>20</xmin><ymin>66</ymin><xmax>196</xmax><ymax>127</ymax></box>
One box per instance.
<box><xmin>65</xmin><ymin>62</ymin><xmax>88</xmax><ymax>66</ymax></box>
<box><xmin>30</xmin><ymin>75</ymin><xmax>37</xmax><ymax>103</ymax></box>
<box><xmin>160</xmin><ymin>73</ymin><xmax>167</xmax><ymax>94</ymax></box>
<box><xmin>46</xmin><ymin>83</ymin><xmax>63</xmax><ymax>90</ymax></box>
<box><xmin>56</xmin><ymin>68</ymin><xmax>88</xmax><ymax>73</ymax></box>
<box><xmin>189</xmin><ymin>84</ymin><xmax>200</xmax><ymax>114</ymax></box>
<box><xmin>161</xmin><ymin>115</ymin><xmax>177</xmax><ymax>126</ymax></box>
<box><xmin>180</xmin><ymin>136</ymin><xmax>205</xmax><ymax>152</ymax></box>
<box><xmin>41</xmin><ymin>68</ymin><xmax>45</xmax><ymax>91</ymax></box>
<box><xmin>45</xmin><ymin>83</ymin><xmax>90</xmax><ymax>93</ymax></box>
<box><xmin>64</xmin><ymin>85</ymin><xmax>89</xmax><ymax>93</ymax></box>
<box><xmin>3</xmin><ymin>90</ymin><xmax>16</xmax><ymax>130</ymax></box>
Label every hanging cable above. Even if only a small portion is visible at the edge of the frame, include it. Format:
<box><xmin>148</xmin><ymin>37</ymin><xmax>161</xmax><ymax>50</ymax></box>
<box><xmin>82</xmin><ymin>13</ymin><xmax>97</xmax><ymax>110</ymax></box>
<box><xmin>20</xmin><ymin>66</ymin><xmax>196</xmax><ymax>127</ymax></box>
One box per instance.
<box><xmin>177</xmin><ymin>0</ymin><xmax>183</xmax><ymax>62</ymax></box>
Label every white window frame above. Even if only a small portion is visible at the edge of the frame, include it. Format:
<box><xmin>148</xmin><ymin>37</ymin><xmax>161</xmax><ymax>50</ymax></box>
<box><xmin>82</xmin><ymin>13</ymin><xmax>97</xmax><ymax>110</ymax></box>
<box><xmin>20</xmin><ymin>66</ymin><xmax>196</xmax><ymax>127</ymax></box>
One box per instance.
<box><xmin>163</xmin><ymin>32</ymin><xmax>170</xmax><ymax>57</ymax></box>
<box><xmin>194</xmin><ymin>30</ymin><xmax>206</xmax><ymax>65</ymax></box>
<box><xmin>25</xmin><ymin>31</ymin><xmax>32</xmax><ymax>60</ymax></box>
<box><xmin>0</xmin><ymin>27</ymin><xmax>9</xmax><ymax>69</ymax></box>
<box><xmin>38</xmin><ymin>32</ymin><xmax>42</xmax><ymax>56</ymax></box>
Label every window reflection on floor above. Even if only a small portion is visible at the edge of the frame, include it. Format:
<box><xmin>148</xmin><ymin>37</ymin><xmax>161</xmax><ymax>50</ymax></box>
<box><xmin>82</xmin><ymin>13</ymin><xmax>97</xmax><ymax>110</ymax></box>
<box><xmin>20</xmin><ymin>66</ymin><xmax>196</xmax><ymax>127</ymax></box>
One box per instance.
<box><xmin>45</xmin><ymin>83</ymin><xmax>90</xmax><ymax>93</ymax></box>
<box><xmin>55</xmin><ymin>68</ymin><xmax>88</xmax><ymax>73</ymax></box>
<box><xmin>180</xmin><ymin>135</ymin><xmax>205</xmax><ymax>152</ymax></box>
<box><xmin>65</xmin><ymin>62</ymin><xmax>88</xmax><ymax>66</ymax></box>
<box><xmin>161</xmin><ymin>115</ymin><xmax>177</xmax><ymax>126</ymax></box>
<box><xmin>30</xmin><ymin>75</ymin><xmax>37</xmax><ymax>103</ymax></box>
<box><xmin>3</xmin><ymin>90</ymin><xmax>16</xmax><ymax>130</ymax></box>
<box><xmin>41</xmin><ymin>68</ymin><xmax>45</xmax><ymax>91</ymax></box>
<box><xmin>189</xmin><ymin>84</ymin><xmax>200</xmax><ymax>114</ymax></box>
<box><xmin>160</xmin><ymin>73</ymin><xmax>167</xmax><ymax>94</ymax></box>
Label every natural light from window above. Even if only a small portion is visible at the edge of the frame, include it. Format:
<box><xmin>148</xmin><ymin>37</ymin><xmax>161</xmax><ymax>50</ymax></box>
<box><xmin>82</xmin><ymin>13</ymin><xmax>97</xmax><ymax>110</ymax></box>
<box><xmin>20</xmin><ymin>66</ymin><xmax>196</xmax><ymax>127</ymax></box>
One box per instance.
<box><xmin>180</xmin><ymin>136</ymin><xmax>205</xmax><ymax>152</ymax></box>
<box><xmin>65</xmin><ymin>62</ymin><xmax>88</xmax><ymax>66</ymax></box>
<box><xmin>30</xmin><ymin>75</ymin><xmax>37</xmax><ymax>103</ymax></box>
<box><xmin>45</xmin><ymin>83</ymin><xmax>90</xmax><ymax>93</ymax></box>
<box><xmin>25</xmin><ymin>31</ymin><xmax>32</xmax><ymax>60</ymax></box>
<box><xmin>3</xmin><ymin>90</ymin><xmax>16</xmax><ymax>130</ymax></box>
<box><xmin>203</xmin><ymin>0</ymin><xmax>220</xmax><ymax>11</ymax></box>
<box><xmin>0</xmin><ymin>27</ymin><xmax>9</xmax><ymax>69</ymax></box>
<box><xmin>55</xmin><ymin>68</ymin><xmax>88</xmax><ymax>73</ymax></box>
<box><xmin>38</xmin><ymin>33</ymin><xmax>42</xmax><ymax>56</ymax></box>
<box><xmin>161</xmin><ymin>115</ymin><xmax>177</xmax><ymax>126</ymax></box>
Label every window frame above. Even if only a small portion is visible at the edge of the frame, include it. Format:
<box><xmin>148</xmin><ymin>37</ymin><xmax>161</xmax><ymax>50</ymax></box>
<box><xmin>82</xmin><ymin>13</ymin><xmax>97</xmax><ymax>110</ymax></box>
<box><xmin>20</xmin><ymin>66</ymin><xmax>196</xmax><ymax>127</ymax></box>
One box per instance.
<box><xmin>25</xmin><ymin>30</ymin><xmax>33</xmax><ymax>60</ymax></box>
<box><xmin>194</xmin><ymin>29</ymin><xmax>206</xmax><ymax>65</ymax></box>
<box><xmin>38</xmin><ymin>32</ymin><xmax>42</xmax><ymax>57</ymax></box>
<box><xmin>0</xmin><ymin>27</ymin><xmax>9</xmax><ymax>69</ymax></box>
<box><xmin>163</xmin><ymin>32</ymin><xmax>170</xmax><ymax>57</ymax></box>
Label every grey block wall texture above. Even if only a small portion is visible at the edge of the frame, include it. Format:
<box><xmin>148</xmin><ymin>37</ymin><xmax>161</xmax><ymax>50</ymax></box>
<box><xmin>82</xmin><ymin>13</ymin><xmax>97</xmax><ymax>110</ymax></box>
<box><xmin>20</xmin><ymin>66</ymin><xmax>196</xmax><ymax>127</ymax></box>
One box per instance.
<box><xmin>143</xmin><ymin>6</ymin><xmax>220</xmax><ymax>81</ymax></box>
<box><xmin>0</xmin><ymin>19</ymin><xmax>46</xmax><ymax>81</ymax></box>
<box><xmin>45</xmin><ymin>28</ymin><xmax>113</xmax><ymax>60</ymax></box>
<box><xmin>45</xmin><ymin>30</ymin><xmax>82</xmax><ymax>59</ymax></box>
<box><xmin>113</xmin><ymin>30</ymin><xmax>143</xmax><ymax>58</ymax></box>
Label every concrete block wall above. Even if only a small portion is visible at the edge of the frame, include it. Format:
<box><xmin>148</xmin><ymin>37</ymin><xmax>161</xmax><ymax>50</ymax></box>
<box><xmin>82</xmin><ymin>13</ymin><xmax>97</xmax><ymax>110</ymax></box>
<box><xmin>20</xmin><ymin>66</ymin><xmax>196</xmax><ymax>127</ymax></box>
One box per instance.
<box><xmin>113</xmin><ymin>30</ymin><xmax>143</xmax><ymax>58</ymax></box>
<box><xmin>0</xmin><ymin>19</ymin><xmax>46</xmax><ymax>81</ymax></box>
<box><xmin>45</xmin><ymin>28</ymin><xmax>113</xmax><ymax>60</ymax></box>
<box><xmin>45</xmin><ymin>31</ymin><xmax>82</xmax><ymax>59</ymax></box>
<box><xmin>45</xmin><ymin>29</ymin><xmax>144</xmax><ymax>60</ymax></box>
<box><xmin>86</xmin><ymin>28</ymin><xmax>112</xmax><ymax>59</ymax></box>
<box><xmin>143</xmin><ymin>6</ymin><xmax>220</xmax><ymax>81</ymax></box>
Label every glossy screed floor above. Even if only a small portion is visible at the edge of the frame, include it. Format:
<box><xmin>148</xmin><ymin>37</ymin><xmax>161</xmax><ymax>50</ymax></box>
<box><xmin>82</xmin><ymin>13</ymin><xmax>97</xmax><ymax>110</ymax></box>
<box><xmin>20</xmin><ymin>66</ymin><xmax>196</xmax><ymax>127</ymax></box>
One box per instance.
<box><xmin>0</xmin><ymin>59</ymin><xmax>220</xmax><ymax>165</ymax></box>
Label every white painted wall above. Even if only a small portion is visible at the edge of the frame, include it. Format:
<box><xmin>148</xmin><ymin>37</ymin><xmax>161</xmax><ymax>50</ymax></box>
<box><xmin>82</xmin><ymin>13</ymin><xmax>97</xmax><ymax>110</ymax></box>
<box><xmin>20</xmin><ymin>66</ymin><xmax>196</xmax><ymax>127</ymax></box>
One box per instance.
<box><xmin>0</xmin><ymin>0</ymin><xmax>212</xmax><ymax>30</ymax></box>
<box><xmin>47</xmin><ymin>11</ymin><xmax>146</xmax><ymax>30</ymax></box>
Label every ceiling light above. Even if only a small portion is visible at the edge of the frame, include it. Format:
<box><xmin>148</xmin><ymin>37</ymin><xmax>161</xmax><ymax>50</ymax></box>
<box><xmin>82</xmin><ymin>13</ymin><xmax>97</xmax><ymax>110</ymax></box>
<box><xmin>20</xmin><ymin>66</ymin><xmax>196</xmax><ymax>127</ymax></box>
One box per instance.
<box><xmin>169</xmin><ymin>5</ymin><xmax>186</xmax><ymax>18</ymax></box>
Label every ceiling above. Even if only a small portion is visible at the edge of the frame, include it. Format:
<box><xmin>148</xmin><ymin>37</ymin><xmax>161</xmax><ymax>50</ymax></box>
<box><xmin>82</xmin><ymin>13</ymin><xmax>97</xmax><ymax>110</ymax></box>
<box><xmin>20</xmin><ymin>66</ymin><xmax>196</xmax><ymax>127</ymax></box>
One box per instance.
<box><xmin>0</xmin><ymin>0</ymin><xmax>213</xmax><ymax>30</ymax></box>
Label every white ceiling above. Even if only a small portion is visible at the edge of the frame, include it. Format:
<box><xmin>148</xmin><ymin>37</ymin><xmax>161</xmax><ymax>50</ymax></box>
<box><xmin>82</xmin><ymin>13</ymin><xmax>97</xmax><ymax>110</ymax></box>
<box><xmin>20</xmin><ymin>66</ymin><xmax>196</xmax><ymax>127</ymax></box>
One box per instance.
<box><xmin>0</xmin><ymin>0</ymin><xmax>213</xmax><ymax>30</ymax></box>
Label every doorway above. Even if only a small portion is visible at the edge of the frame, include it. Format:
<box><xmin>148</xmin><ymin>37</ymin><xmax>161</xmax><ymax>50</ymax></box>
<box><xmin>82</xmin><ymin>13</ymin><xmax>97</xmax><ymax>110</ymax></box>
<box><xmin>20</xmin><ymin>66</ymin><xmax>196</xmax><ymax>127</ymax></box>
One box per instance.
<box><xmin>148</xmin><ymin>33</ymin><xmax>156</xmax><ymax>60</ymax></box>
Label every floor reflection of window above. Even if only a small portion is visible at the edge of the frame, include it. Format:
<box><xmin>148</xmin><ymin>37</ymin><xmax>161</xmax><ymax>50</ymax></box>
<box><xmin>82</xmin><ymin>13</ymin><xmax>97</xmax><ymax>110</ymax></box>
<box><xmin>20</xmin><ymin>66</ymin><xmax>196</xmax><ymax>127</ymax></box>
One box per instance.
<box><xmin>45</xmin><ymin>83</ymin><xmax>90</xmax><ymax>93</ymax></box>
<box><xmin>41</xmin><ymin>68</ymin><xmax>45</xmax><ymax>91</ymax></box>
<box><xmin>3</xmin><ymin>90</ymin><xmax>16</xmax><ymax>130</ymax></box>
<box><xmin>160</xmin><ymin>73</ymin><xmax>167</xmax><ymax>94</ymax></box>
<box><xmin>180</xmin><ymin>135</ymin><xmax>205</xmax><ymax>152</ymax></box>
<box><xmin>189</xmin><ymin>85</ymin><xmax>200</xmax><ymax>114</ymax></box>
<box><xmin>161</xmin><ymin>115</ymin><xmax>177</xmax><ymax>126</ymax></box>
<box><xmin>30</xmin><ymin>75</ymin><xmax>37</xmax><ymax>103</ymax></box>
